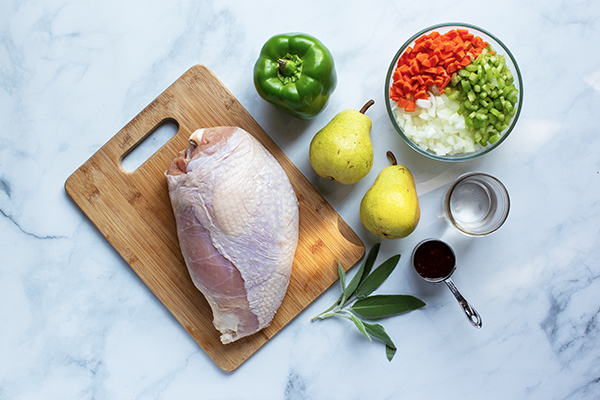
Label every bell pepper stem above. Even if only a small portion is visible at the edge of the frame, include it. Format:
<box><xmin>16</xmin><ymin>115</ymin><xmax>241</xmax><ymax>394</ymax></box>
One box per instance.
<box><xmin>275</xmin><ymin>53</ymin><xmax>303</xmax><ymax>84</ymax></box>
<box><xmin>278</xmin><ymin>59</ymin><xmax>297</xmax><ymax>77</ymax></box>
<box><xmin>360</xmin><ymin>99</ymin><xmax>375</xmax><ymax>114</ymax></box>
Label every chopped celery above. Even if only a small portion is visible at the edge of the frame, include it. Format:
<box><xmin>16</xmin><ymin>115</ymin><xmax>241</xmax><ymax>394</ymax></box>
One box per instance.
<box><xmin>475</xmin><ymin>112</ymin><xmax>488</xmax><ymax>122</ymax></box>
<box><xmin>505</xmin><ymin>70</ymin><xmax>514</xmax><ymax>84</ymax></box>
<box><xmin>469</xmin><ymin>72</ymin><xmax>478</xmax><ymax>84</ymax></box>
<box><xmin>480</xmin><ymin>131</ymin><xmax>489</xmax><ymax>145</ymax></box>
<box><xmin>448</xmin><ymin>90</ymin><xmax>460</xmax><ymax>101</ymax></box>
<box><xmin>506</xmin><ymin>88</ymin><xmax>518</xmax><ymax>104</ymax></box>
<box><xmin>500</xmin><ymin>96</ymin><xmax>507</xmax><ymax>110</ymax></box>
<box><xmin>461</xmin><ymin>80</ymin><xmax>472</xmax><ymax>92</ymax></box>
<box><xmin>445</xmin><ymin>38</ymin><xmax>519</xmax><ymax>146</ymax></box>
<box><xmin>465</xmin><ymin>64</ymin><xmax>478</xmax><ymax>72</ymax></box>
<box><xmin>464</xmin><ymin>99</ymin><xmax>479</xmax><ymax>111</ymax></box>
<box><xmin>497</xmin><ymin>77</ymin><xmax>506</xmax><ymax>90</ymax></box>
<box><xmin>467</xmin><ymin>91</ymin><xmax>476</xmax><ymax>102</ymax></box>
<box><xmin>458</xmin><ymin>69</ymin><xmax>471</xmax><ymax>78</ymax></box>
<box><xmin>451</xmin><ymin>72</ymin><xmax>460</xmax><ymax>86</ymax></box>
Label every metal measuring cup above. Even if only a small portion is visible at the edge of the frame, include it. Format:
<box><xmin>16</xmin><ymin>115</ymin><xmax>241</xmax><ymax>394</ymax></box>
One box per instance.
<box><xmin>412</xmin><ymin>239</ymin><xmax>482</xmax><ymax>328</ymax></box>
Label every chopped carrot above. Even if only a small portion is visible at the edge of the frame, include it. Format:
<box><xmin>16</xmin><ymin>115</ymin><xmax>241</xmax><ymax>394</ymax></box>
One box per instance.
<box><xmin>416</xmin><ymin>52</ymin><xmax>429</xmax><ymax>63</ymax></box>
<box><xmin>414</xmin><ymin>89</ymin><xmax>428</xmax><ymax>100</ymax></box>
<box><xmin>442</xmin><ymin>57</ymin><xmax>456</xmax><ymax>68</ymax></box>
<box><xmin>446</xmin><ymin>29</ymin><xmax>458</xmax><ymax>39</ymax></box>
<box><xmin>390</xmin><ymin>28</ymin><xmax>490</xmax><ymax>111</ymax></box>
<box><xmin>409</xmin><ymin>64</ymin><xmax>419</xmax><ymax>76</ymax></box>
<box><xmin>442</xmin><ymin>75</ymin><xmax>451</xmax><ymax>89</ymax></box>
<box><xmin>446</xmin><ymin>62</ymin><xmax>460</xmax><ymax>74</ymax></box>
<box><xmin>397</xmin><ymin>97</ymin><xmax>409</xmax><ymax>108</ymax></box>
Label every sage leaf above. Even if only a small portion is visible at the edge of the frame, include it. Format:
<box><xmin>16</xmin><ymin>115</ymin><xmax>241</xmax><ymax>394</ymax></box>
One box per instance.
<box><xmin>344</xmin><ymin>243</ymin><xmax>380</xmax><ymax>299</ymax></box>
<box><xmin>351</xmin><ymin>295</ymin><xmax>426</xmax><ymax>319</ymax></box>
<box><xmin>311</xmin><ymin>244</ymin><xmax>426</xmax><ymax>362</ymax></box>
<box><xmin>331</xmin><ymin>243</ymin><xmax>381</xmax><ymax>307</ymax></box>
<box><xmin>363</xmin><ymin>322</ymin><xmax>395</xmax><ymax>347</ymax></box>
<box><xmin>351</xmin><ymin>314</ymin><xmax>372</xmax><ymax>341</ymax></box>
<box><xmin>311</xmin><ymin>245</ymin><xmax>379</xmax><ymax>321</ymax></box>
<box><xmin>337</xmin><ymin>260</ymin><xmax>347</xmax><ymax>292</ymax></box>
<box><xmin>386</xmin><ymin>344</ymin><xmax>397</xmax><ymax>361</ymax></box>
<box><xmin>364</xmin><ymin>322</ymin><xmax>397</xmax><ymax>361</ymax></box>
<box><xmin>355</xmin><ymin>254</ymin><xmax>401</xmax><ymax>299</ymax></box>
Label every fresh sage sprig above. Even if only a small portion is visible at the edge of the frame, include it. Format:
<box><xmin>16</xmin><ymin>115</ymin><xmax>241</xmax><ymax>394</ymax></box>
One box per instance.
<box><xmin>312</xmin><ymin>243</ymin><xmax>426</xmax><ymax>361</ymax></box>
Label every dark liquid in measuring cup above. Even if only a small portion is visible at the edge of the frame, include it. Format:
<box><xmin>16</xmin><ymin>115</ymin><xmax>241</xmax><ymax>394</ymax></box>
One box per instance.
<box><xmin>413</xmin><ymin>240</ymin><xmax>455</xmax><ymax>280</ymax></box>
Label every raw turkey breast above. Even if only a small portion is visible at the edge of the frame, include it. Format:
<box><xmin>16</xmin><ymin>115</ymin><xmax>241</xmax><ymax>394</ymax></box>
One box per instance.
<box><xmin>165</xmin><ymin>126</ymin><xmax>299</xmax><ymax>344</ymax></box>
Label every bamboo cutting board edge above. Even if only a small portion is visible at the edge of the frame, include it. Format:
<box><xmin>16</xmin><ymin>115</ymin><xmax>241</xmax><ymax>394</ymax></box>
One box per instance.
<box><xmin>65</xmin><ymin>64</ymin><xmax>365</xmax><ymax>372</ymax></box>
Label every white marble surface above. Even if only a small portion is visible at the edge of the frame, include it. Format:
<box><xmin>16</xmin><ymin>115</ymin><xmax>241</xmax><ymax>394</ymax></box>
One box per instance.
<box><xmin>2</xmin><ymin>0</ymin><xmax>600</xmax><ymax>398</ymax></box>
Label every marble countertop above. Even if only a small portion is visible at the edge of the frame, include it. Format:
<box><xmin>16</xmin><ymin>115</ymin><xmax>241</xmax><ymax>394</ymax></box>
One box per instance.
<box><xmin>2</xmin><ymin>0</ymin><xmax>600</xmax><ymax>398</ymax></box>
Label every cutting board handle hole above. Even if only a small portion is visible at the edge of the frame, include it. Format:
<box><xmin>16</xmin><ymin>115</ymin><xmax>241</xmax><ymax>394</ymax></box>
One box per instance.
<box><xmin>121</xmin><ymin>119</ymin><xmax>179</xmax><ymax>172</ymax></box>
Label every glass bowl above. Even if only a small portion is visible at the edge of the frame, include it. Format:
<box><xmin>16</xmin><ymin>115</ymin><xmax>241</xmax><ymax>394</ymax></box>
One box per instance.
<box><xmin>384</xmin><ymin>23</ymin><xmax>523</xmax><ymax>162</ymax></box>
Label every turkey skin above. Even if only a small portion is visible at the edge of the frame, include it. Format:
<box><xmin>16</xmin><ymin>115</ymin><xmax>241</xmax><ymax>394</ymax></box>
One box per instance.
<box><xmin>165</xmin><ymin>127</ymin><xmax>299</xmax><ymax>344</ymax></box>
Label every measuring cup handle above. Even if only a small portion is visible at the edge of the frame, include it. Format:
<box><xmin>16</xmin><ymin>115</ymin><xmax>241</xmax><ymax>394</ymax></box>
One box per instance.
<box><xmin>444</xmin><ymin>278</ymin><xmax>482</xmax><ymax>328</ymax></box>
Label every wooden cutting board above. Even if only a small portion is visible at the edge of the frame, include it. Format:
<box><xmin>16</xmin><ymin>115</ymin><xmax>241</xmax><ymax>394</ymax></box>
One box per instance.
<box><xmin>65</xmin><ymin>65</ymin><xmax>364</xmax><ymax>372</ymax></box>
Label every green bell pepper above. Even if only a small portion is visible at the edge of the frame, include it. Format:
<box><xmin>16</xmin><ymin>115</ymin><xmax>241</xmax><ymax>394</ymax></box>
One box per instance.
<box><xmin>253</xmin><ymin>33</ymin><xmax>337</xmax><ymax>120</ymax></box>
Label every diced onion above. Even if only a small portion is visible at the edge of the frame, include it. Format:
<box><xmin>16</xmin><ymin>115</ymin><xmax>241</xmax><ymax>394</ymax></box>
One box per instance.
<box><xmin>393</xmin><ymin>93</ymin><xmax>479</xmax><ymax>156</ymax></box>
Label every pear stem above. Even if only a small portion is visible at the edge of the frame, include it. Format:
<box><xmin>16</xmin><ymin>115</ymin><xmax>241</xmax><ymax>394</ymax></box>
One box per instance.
<box><xmin>359</xmin><ymin>99</ymin><xmax>375</xmax><ymax>114</ymax></box>
<box><xmin>386</xmin><ymin>151</ymin><xmax>398</xmax><ymax>166</ymax></box>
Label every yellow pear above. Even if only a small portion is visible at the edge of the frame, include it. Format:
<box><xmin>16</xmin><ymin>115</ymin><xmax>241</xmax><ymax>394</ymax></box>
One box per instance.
<box><xmin>309</xmin><ymin>100</ymin><xmax>374</xmax><ymax>185</ymax></box>
<box><xmin>360</xmin><ymin>152</ymin><xmax>420</xmax><ymax>239</ymax></box>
